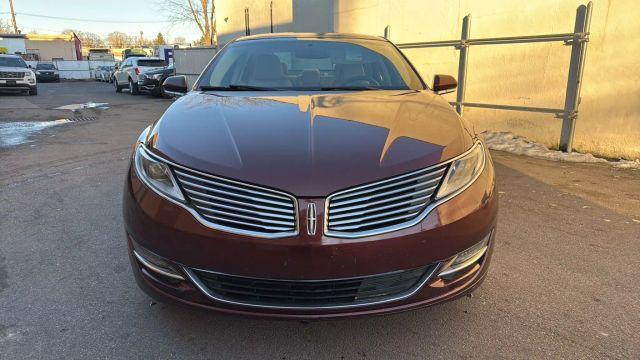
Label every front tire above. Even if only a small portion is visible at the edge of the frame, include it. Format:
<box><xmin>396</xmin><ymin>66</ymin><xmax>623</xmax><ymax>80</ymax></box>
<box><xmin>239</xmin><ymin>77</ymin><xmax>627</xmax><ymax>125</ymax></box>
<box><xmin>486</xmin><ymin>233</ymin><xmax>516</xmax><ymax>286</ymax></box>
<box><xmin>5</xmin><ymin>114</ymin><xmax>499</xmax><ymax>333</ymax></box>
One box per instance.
<box><xmin>29</xmin><ymin>87</ymin><xmax>38</xmax><ymax>96</ymax></box>
<box><xmin>115</xmin><ymin>79</ymin><xmax>123</xmax><ymax>93</ymax></box>
<box><xmin>129</xmin><ymin>78</ymin><xmax>139</xmax><ymax>95</ymax></box>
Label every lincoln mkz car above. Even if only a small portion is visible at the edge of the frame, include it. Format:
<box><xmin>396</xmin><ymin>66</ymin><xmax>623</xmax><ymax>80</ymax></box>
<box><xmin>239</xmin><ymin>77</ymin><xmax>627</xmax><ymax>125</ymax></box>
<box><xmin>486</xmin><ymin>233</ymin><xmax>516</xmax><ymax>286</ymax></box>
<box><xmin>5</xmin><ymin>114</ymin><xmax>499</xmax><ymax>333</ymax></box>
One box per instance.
<box><xmin>123</xmin><ymin>33</ymin><xmax>497</xmax><ymax>319</ymax></box>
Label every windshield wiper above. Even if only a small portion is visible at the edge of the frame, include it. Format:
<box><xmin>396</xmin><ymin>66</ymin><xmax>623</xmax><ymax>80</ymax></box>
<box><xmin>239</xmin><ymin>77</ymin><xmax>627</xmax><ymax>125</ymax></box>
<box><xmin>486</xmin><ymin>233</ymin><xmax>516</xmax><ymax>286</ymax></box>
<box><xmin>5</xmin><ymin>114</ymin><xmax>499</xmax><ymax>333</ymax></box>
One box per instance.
<box><xmin>319</xmin><ymin>86</ymin><xmax>380</xmax><ymax>91</ymax></box>
<box><xmin>199</xmin><ymin>84</ymin><xmax>281</xmax><ymax>91</ymax></box>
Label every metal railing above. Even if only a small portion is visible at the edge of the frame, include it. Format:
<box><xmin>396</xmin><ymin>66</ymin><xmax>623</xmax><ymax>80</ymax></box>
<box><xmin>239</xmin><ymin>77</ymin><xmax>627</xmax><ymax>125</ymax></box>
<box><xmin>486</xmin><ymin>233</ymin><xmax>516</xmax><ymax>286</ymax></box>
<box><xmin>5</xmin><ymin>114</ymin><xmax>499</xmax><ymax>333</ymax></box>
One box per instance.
<box><xmin>385</xmin><ymin>2</ymin><xmax>593</xmax><ymax>152</ymax></box>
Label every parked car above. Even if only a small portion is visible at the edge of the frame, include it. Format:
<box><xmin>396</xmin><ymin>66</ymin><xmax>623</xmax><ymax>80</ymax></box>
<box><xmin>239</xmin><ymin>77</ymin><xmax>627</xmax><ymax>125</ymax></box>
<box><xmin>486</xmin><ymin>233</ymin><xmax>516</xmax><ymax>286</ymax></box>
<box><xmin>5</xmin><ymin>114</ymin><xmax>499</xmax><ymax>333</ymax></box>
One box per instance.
<box><xmin>107</xmin><ymin>64</ymin><xmax>117</xmax><ymax>83</ymax></box>
<box><xmin>93</xmin><ymin>66</ymin><xmax>105</xmax><ymax>81</ymax></box>
<box><xmin>35</xmin><ymin>62</ymin><xmax>60</xmax><ymax>82</ymax></box>
<box><xmin>123</xmin><ymin>33</ymin><xmax>497</xmax><ymax>319</ymax></box>
<box><xmin>113</xmin><ymin>57</ymin><xmax>166</xmax><ymax>95</ymax></box>
<box><xmin>0</xmin><ymin>54</ymin><xmax>37</xmax><ymax>95</ymax></box>
<box><xmin>99</xmin><ymin>65</ymin><xmax>115</xmax><ymax>82</ymax></box>
<box><xmin>137</xmin><ymin>63</ymin><xmax>175</xmax><ymax>97</ymax></box>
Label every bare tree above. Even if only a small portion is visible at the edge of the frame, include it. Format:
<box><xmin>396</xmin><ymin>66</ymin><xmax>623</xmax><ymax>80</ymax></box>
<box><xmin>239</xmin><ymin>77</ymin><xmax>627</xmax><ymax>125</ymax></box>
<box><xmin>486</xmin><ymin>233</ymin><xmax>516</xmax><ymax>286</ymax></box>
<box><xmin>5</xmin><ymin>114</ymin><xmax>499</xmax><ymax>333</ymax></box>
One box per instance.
<box><xmin>63</xmin><ymin>29</ymin><xmax>106</xmax><ymax>48</ymax></box>
<box><xmin>172</xmin><ymin>36</ymin><xmax>187</xmax><ymax>46</ymax></box>
<box><xmin>107</xmin><ymin>31</ymin><xmax>133</xmax><ymax>48</ymax></box>
<box><xmin>160</xmin><ymin>0</ymin><xmax>216</xmax><ymax>46</ymax></box>
<box><xmin>0</xmin><ymin>19</ymin><xmax>14</xmax><ymax>34</ymax></box>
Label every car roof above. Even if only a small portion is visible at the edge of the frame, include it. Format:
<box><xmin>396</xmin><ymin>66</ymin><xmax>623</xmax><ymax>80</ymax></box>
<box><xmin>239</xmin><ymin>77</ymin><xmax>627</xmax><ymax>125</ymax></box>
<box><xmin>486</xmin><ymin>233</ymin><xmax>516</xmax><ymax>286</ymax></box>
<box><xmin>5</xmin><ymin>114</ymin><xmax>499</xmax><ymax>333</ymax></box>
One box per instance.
<box><xmin>133</xmin><ymin>57</ymin><xmax>163</xmax><ymax>61</ymax></box>
<box><xmin>0</xmin><ymin>54</ymin><xmax>22</xmax><ymax>58</ymax></box>
<box><xmin>234</xmin><ymin>32</ymin><xmax>387</xmax><ymax>43</ymax></box>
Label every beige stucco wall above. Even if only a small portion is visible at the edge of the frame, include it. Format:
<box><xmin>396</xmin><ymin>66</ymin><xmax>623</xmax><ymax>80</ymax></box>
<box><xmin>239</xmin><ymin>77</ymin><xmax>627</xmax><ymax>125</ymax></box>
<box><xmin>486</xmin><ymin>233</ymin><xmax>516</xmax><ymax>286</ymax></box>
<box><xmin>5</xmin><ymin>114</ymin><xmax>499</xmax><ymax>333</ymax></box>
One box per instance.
<box><xmin>26</xmin><ymin>39</ymin><xmax>78</xmax><ymax>61</ymax></box>
<box><xmin>217</xmin><ymin>0</ymin><xmax>295</xmax><ymax>45</ymax></box>
<box><xmin>217</xmin><ymin>0</ymin><xmax>640</xmax><ymax>160</ymax></box>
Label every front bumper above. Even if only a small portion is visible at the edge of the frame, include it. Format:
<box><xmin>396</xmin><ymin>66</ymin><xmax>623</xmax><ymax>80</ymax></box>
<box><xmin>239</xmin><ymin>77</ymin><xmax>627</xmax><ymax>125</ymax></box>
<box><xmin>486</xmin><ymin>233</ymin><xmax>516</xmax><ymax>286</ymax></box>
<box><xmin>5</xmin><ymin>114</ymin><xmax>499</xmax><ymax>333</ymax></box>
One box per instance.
<box><xmin>36</xmin><ymin>73</ymin><xmax>59</xmax><ymax>82</ymax></box>
<box><xmin>123</xmin><ymin>154</ymin><xmax>498</xmax><ymax>319</ymax></box>
<box><xmin>137</xmin><ymin>77</ymin><xmax>160</xmax><ymax>92</ymax></box>
<box><xmin>0</xmin><ymin>79</ymin><xmax>34</xmax><ymax>91</ymax></box>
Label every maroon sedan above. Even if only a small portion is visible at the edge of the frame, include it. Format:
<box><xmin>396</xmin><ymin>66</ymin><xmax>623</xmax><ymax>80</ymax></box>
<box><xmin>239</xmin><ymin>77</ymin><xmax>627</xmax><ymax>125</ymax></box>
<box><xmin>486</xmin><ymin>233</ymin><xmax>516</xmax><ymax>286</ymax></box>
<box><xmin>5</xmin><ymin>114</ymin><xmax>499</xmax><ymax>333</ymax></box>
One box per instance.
<box><xmin>123</xmin><ymin>33</ymin><xmax>497</xmax><ymax>319</ymax></box>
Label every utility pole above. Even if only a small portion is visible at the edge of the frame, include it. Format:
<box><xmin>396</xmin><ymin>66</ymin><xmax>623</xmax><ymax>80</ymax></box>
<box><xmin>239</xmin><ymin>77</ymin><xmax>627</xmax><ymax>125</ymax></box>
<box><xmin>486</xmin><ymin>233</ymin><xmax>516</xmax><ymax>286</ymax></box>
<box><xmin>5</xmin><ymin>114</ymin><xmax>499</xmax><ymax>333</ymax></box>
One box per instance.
<box><xmin>9</xmin><ymin>0</ymin><xmax>19</xmax><ymax>33</ymax></box>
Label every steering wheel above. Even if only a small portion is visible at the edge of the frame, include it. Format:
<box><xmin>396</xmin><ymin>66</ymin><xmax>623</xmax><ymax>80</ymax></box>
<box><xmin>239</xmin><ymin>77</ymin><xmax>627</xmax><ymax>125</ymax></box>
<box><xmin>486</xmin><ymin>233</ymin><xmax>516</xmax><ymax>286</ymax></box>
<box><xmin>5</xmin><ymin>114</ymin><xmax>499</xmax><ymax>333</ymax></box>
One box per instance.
<box><xmin>342</xmin><ymin>76</ymin><xmax>381</xmax><ymax>87</ymax></box>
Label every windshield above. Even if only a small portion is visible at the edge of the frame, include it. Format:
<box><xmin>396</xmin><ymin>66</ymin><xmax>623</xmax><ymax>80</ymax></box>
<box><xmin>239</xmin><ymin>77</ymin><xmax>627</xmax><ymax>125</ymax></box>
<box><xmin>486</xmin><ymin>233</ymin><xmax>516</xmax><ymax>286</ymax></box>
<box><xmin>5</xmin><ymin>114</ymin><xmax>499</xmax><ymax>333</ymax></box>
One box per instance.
<box><xmin>138</xmin><ymin>59</ymin><xmax>166</xmax><ymax>67</ymax></box>
<box><xmin>0</xmin><ymin>57</ymin><xmax>28</xmax><ymax>68</ymax></box>
<box><xmin>36</xmin><ymin>63</ymin><xmax>56</xmax><ymax>70</ymax></box>
<box><xmin>198</xmin><ymin>38</ymin><xmax>424</xmax><ymax>91</ymax></box>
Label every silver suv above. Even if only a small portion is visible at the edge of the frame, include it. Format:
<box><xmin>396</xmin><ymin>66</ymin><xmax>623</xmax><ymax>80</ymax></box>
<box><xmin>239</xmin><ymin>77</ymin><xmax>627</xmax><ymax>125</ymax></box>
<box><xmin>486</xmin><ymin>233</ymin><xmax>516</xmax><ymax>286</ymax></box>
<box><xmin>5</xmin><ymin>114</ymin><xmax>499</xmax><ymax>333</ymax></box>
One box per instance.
<box><xmin>0</xmin><ymin>54</ymin><xmax>37</xmax><ymax>95</ymax></box>
<box><xmin>113</xmin><ymin>57</ymin><xmax>166</xmax><ymax>95</ymax></box>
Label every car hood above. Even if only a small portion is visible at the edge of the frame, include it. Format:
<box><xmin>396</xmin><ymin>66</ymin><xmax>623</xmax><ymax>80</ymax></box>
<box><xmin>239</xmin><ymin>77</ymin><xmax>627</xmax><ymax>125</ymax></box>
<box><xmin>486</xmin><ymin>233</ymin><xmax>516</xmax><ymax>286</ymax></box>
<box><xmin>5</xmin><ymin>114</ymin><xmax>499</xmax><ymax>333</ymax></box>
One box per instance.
<box><xmin>146</xmin><ymin>90</ymin><xmax>475</xmax><ymax>197</ymax></box>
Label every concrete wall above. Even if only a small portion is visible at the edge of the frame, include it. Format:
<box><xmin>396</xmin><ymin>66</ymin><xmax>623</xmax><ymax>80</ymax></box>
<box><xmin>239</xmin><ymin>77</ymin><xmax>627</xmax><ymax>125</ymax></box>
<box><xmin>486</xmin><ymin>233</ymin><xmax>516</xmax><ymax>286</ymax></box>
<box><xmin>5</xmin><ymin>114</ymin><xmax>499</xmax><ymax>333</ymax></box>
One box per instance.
<box><xmin>0</xmin><ymin>37</ymin><xmax>26</xmax><ymax>54</ymax></box>
<box><xmin>26</xmin><ymin>39</ymin><xmax>79</xmax><ymax>61</ymax></box>
<box><xmin>215</xmin><ymin>0</ymin><xmax>639</xmax><ymax>160</ymax></box>
<box><xmin>333</xmin><ymin>0</ymin><xmax>640</xmax><ymax>160</ymax></box>
<box><xmin>217</xmin><ymin>0</ymin><xmax>295</xmax><ymax>45</ymax></box>
<box><xmin>25</xmin><ymin>60</ymin><xmax>115</xmax><ymax>79</ymax></box>
<box><xmin>173</xmin><ymin>47</ymin><xmax>218</xmax><ymax>86</ymax></box>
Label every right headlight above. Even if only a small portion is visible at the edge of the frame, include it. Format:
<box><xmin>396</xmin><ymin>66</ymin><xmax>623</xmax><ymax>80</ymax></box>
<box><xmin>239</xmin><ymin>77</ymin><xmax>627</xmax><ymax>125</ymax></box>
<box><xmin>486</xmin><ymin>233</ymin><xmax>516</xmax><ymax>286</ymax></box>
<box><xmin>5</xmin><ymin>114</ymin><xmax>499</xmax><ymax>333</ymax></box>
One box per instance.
<box><xmin>436</xmin><ymin>141</ymin><xmax>485</xmax><ymax>199</ymax></box>
<box><xmin>133</xmin><ymin>145</ymin><xmax>185</xmax><ymax>202</ymax></box>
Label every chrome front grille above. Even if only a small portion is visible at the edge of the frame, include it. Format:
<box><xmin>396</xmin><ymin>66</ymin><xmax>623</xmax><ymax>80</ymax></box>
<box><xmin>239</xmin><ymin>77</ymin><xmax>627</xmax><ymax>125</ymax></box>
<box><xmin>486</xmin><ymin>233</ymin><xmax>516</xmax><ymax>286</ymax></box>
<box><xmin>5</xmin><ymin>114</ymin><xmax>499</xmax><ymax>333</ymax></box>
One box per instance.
<box><xmin>173</xmin><ymin>167</ymin><xmax>297</xmax><ymax>237</ymax></box>
<box><xmin>326</xmin><ymin>165</ymin><xmax>448</xmax><ymax>237</ymax></box>
<box><xmin>0</xmin><ymin>71</ymin><xmax>24</xmax><ymax>79</ymax></box>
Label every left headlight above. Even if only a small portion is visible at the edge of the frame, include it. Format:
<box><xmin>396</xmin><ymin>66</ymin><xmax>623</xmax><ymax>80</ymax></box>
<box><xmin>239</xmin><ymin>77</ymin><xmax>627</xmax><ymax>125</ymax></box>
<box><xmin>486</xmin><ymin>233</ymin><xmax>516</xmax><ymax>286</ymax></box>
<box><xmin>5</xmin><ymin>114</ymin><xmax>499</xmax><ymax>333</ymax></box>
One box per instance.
<box><xmin>436</xmin><ymin>141</ymin><xmax>485</xmax><ymax>199</ymax></box>
<box><xmin>134</xmin><ymin>145</ymin><xmax>185</xmax><ymax>202</ymax></box>
<box><xmin>152</xmin><ymin>73</ymin><xmax>163</xmax><ymax>80</ymax></box>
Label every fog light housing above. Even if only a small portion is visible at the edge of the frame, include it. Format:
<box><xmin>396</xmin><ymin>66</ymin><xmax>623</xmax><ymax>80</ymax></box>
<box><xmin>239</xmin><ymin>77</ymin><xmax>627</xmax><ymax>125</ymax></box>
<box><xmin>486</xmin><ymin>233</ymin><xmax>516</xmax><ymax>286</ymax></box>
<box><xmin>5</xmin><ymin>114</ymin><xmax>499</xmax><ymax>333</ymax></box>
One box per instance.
<box><xmin>438</xmin><ymin>231</ymin><xmax>491</xmax><ymax>278</ymax></box>
<box><xmin>132</xmin><ymin>242</ymin><xmax>185</xmax><ymax>281</ymax></box>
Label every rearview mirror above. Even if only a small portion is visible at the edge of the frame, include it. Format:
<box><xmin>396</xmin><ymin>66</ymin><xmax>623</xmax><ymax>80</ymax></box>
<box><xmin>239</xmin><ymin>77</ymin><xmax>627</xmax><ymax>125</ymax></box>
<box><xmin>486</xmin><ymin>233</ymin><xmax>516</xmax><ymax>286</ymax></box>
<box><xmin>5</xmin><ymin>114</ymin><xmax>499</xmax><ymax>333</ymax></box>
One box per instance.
<box><xmin>162</xmin><ymin>76</ymin><xmax>188</xmax><ymax>97</ymax></box>
<box><xmin>432</xmin><ymin>74</ymin><xmax>457</xmax><ymax>94</ymax></box>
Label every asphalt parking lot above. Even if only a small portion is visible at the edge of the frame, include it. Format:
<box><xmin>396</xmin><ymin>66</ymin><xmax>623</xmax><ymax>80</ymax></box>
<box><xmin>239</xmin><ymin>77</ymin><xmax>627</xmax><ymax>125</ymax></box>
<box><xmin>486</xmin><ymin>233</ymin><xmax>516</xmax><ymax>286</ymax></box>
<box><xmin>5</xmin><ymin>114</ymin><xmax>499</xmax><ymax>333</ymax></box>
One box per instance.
<box><xmin>1</xmin><ymin>81</ymin><xmax>639</xmax><ymax>359</ymax></box>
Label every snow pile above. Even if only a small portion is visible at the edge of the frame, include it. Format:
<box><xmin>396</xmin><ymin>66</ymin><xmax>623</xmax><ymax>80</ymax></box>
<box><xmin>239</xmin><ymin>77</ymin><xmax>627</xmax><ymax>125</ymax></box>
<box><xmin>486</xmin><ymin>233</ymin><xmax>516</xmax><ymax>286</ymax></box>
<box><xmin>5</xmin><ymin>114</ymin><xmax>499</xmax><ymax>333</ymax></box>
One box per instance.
<box><xmin>55</xmin><ymin>102</ymin><xmax>110</xmax><ymax>111</ymax></box>
<box><xmin>481</xmin><ymin>131</ymin><xmax>640</xmax><ymax>169</ymax></box>
<box><xmin>0</xmin><ymin>119</ymin><xmax>71</xmax><ymax>147</ymax></box>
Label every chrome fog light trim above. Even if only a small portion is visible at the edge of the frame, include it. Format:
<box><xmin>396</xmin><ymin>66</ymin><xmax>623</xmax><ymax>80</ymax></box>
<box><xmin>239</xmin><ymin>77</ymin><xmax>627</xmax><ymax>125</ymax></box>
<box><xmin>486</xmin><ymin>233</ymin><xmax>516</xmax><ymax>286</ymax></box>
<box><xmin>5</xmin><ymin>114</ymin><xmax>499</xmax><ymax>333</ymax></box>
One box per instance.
<box><xmin>438</xmin><ymin>231</ymin><xmax>491</xmax><ymax>278</ymax></box>
<box><xmin>133</xmin><ymin>250</ymin><xmax>185</xmax><ymax>281</ymax></box>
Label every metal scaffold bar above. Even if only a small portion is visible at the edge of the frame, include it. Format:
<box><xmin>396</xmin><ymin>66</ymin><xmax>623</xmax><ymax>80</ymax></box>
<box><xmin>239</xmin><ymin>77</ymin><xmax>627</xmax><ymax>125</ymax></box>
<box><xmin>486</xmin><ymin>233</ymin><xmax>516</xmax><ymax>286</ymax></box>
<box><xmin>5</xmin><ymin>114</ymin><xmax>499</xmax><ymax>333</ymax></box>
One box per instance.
<box><xmin>385</xmin><ymin>1</ymin><xmax>593</xmax><ymax>153</ymax></box>
<box><xmin>560</xmin><ymin>2</ymin><xmax>593</xmax><ymax>152</ymax></box>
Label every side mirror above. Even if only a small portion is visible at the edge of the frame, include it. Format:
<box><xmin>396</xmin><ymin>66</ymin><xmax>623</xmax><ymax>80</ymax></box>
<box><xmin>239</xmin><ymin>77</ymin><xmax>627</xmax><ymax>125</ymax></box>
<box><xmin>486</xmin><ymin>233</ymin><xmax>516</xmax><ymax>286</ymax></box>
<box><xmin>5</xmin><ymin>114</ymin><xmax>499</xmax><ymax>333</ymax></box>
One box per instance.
<box><xmin>162</xmin><ymin>75</ymin><xmax>188</xmax><ymax>97</ymax></box>
<box><xmin>432</xmin><ymin>74</ymin><xmax>457</xmax><ymax>94</ymax></box>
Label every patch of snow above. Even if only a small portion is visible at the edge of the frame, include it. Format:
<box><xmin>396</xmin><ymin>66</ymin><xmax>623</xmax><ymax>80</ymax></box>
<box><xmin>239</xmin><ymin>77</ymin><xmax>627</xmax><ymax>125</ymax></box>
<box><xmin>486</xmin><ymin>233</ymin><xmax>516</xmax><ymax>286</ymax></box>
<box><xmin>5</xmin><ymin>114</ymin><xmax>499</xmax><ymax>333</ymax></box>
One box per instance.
<box><xmin>55</xmin><ymin>102</ymin><xmax>110</xmax><ymax>111</ymax></box>
<box><xmin>0</xmin><ymin>119</ymin><xmax>71</xmax><ymax>148</ymax></box>
<box><xmin>481</xmin><ymin>131</ymin><xmax>640</xmax><ymax>169</ymax></box>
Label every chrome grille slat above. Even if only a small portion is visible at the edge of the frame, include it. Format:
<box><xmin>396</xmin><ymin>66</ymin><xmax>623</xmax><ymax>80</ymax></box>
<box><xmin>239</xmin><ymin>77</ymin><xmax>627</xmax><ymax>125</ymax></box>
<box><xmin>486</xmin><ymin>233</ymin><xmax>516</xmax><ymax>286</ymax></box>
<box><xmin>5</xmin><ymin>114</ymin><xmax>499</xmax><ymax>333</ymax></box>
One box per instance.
<box><xmin>199</xmin><ymin>213</ymin><xmax>293</xmax><ymax>232</ymax></box>
<box><xmin>183</xmin><ymin>188</ymin><xmax>293</xmax><ymax>214</ymax></box>
<box><xmin>328</xmin><ymin>203</ymin><xmax>426</xmax><ymax>226</ymax></box>
<box><xmin>331</xmin><ymin>183</ymin><xmax>439</xmax><ymax>208</ymax></box>
<box><xmin>330</xmin><ymin>195</ymin><xmax>430</xmax><ymax>219</ymax></box>
<box><xmin>174</xmin><ymin>169</ymin><xmax>293</xmax><ymax>203</ymax></box>
<box><xmin>331</xmin><ymin>168</ymin><xmax>445</xmax><ymax>201</ymax></box>
<box><xmin>178</xmin><ymin>177</ymin><xmax>293</xmax><ymax>208</ymax></box>
<box><xmin>190</xmin><ymin>197</ymin><xmax>295</xmax><ymax>220</ymax></box>
<box><xmin>329</xmin><ymin>190</ymin><xmax>431</xmax><ymax>214</ymax></box>
<box><xmin>326</xmin><ymin>165</ymin><xmax>448</xmax><ymax>236</ymax></box>
<box><xmin>172</xmin><ymin>166</ymin><xmax>297</xmax><ymax>237</ymax></box>
<box><xmin>0</xmin><ymin>71</ymin><xmax>24</xmax><ymax>79</ymax></box>
<box><xmin>330</xmin><ymin>212</ymin><xmax>422</xmax><ymax>231</ymax></box>
<box><xmin>193</xmin><ymin>205</ymin><xmax>295</xmax><ymax>226</ymax></box>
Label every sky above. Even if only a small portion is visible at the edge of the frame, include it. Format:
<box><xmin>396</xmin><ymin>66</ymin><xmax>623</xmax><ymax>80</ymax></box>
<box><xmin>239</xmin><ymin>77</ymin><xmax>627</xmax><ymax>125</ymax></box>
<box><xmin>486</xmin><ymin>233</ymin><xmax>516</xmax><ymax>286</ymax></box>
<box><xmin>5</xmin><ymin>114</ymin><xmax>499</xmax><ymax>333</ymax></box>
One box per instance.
<box><xmin>0</xmin><ymin>0</ymin><xmax>201</xmax><ymax>42</ymax></box>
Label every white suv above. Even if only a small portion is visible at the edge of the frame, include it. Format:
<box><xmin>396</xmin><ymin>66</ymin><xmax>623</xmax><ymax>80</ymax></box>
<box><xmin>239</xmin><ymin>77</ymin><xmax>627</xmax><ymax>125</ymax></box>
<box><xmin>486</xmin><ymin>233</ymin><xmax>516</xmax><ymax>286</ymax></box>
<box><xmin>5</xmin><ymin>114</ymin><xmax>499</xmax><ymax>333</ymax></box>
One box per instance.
<box><xmin>113</xmin><ymin>57</ymin><xmax>166</xmax><ymax>95</ymax></box>
<box><xmin>0</xmin><ymin>54</ymin><xmax>37</xmax><ymax>96</ymax></box>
